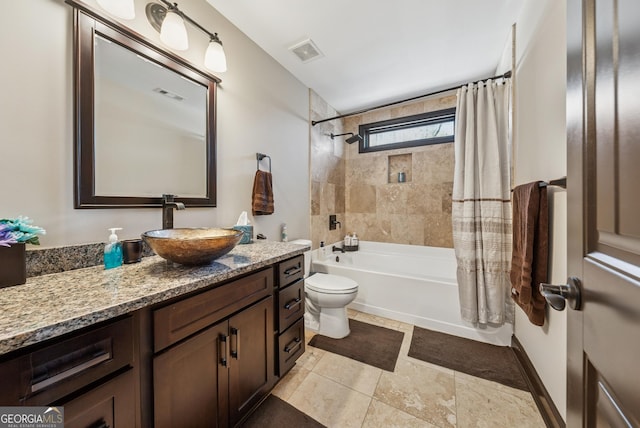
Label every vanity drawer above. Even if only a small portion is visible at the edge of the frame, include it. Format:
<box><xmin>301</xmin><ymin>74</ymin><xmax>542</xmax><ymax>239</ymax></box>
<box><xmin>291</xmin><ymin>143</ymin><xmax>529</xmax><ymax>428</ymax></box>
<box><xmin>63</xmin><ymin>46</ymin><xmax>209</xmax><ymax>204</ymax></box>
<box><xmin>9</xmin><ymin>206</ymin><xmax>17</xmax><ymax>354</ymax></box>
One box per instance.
<box><xmin>278</xmin><ymin>318</ymin><xmax>305</xmax><ymax>376</ymax></box>
<box><xmin>0</xmin><ymin>316</ymin><xmax>134</xmax><ymax>406</ymax></box>
<box><xmin>278</xmin><ymin>255</ymin><xmax>304</xmax><ymax>288</ymax></box>
<box><xmin>277</xmin><ymin>279</ymin><xmax>305</xmax><ymax>333</ymax></box>
<box><xmin>62</xmin><ymin>368</ymin><xmax>136</xmax><ymax>428</ymax></box>
<box><xmin>154</xmin><ymin>267</ymin><xmax>273</xmax><ymax>352</ymax></box>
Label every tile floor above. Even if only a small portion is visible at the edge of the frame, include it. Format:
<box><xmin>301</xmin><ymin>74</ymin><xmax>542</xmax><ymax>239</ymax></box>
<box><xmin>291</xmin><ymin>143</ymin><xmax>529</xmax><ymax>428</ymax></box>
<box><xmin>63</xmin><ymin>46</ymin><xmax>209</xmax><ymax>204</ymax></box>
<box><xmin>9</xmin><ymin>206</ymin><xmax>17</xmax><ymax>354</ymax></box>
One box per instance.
<box><xmin>272</xmin><ymin>310</ymin><xmax>546</xmax><ymax>428</ymax></box>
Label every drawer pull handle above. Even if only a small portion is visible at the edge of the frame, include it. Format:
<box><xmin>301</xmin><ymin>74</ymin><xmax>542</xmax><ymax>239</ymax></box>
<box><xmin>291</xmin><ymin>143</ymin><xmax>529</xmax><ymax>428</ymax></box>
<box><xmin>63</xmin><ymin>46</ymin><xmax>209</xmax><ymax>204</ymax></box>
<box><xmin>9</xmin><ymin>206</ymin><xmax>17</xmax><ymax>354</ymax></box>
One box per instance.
<box><xmin>230</xmin><ymin>327</ymin><xmax>239</xmax><ymax>359</ymax></box>
<box><xmin>31</xmin><ymin>352</ymin><xmax>110</xmax><ymax>393</ymax></box>
<box><xmin>88</xmin><ymin>419</ymin><xmax>110</xmax><ymax>428</ymax></box>
<box><xmin>284</xmin><ymin>297</ymin><xmax>302</xmax><ymax>310</ymax></box>
<box><xmin>284</xmin><ymin>265</ymin><xmax>301</xmax><ymax>276</ymax></box>
<box><xmin>284</xmin><ymin>337</ymin><xmax>302</xmax><ymax>354</ymax></box>
<box><xmin>219</xmin><ymin>334</ymin><xmax>228</xmax><ymax>367</ymax></box>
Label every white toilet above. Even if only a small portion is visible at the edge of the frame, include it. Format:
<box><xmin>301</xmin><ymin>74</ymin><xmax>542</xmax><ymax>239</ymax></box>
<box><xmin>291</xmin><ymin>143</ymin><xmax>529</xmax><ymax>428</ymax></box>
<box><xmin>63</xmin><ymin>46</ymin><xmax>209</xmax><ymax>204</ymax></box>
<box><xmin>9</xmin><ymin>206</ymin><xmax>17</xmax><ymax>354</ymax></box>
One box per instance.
<box><xmin>290</xmin><ymin>240</ymin><xmax>359</xmax><ymax>339</ymax></box>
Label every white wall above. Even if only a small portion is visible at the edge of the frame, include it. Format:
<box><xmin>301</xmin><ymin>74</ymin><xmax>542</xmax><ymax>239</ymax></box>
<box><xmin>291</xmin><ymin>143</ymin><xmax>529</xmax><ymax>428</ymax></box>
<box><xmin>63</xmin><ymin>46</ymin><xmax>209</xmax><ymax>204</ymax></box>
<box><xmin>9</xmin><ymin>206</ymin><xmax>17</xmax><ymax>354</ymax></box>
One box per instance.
<box><xmin>513</xmin><ymin>0</ymin><xmax>567</xmax><ymax>420</ymax></box>
<box><xmin>0</xmin><ymin>0</ymin><xmax>309</xmax><ymax>247</ymax></box>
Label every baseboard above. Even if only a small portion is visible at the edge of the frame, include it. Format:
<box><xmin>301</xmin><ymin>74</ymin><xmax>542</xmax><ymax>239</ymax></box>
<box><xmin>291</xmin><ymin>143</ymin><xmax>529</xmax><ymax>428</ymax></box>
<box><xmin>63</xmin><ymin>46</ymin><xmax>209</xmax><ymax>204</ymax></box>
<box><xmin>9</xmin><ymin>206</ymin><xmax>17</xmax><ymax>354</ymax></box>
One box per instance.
<box><xmin>511</xmin><ymin>336</ymin><xmax>566</xmax><ymax>428</ymax></box>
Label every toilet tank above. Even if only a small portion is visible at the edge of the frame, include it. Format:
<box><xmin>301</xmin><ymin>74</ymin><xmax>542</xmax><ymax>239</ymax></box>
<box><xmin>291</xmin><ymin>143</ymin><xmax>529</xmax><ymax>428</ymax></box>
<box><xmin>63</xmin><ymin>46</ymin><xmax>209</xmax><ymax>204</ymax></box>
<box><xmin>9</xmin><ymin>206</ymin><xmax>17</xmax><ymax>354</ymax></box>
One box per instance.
<box><xmin>289</xmin><ymin>239</ymin><xmax>312</xmax><ymax>278</ymax></box>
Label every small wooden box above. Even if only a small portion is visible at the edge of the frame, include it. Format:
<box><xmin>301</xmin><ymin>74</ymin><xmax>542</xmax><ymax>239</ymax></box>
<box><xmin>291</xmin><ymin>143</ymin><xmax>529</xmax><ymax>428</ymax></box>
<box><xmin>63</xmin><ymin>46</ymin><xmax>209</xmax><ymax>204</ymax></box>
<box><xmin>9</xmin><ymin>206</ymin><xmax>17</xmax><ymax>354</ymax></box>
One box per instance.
<box><xmin>0</xmin><ymin>243</ymin><xmax>27</xmax><ymax>288</ymax></box>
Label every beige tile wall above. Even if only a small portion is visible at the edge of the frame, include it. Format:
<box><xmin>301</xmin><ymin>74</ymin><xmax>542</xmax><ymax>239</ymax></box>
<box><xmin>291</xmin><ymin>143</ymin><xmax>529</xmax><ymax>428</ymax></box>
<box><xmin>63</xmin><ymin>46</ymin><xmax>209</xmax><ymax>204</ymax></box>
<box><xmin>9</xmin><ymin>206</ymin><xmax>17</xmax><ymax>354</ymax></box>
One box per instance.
<box><xmin>309</xmin><ymin>91</ymin><xmax>456</xmax><ymax>249</ymax></box>
<box><xmin>310</xmin><ymin>90</ymin><xmax>347</xmax><ymax>248</ymax></box>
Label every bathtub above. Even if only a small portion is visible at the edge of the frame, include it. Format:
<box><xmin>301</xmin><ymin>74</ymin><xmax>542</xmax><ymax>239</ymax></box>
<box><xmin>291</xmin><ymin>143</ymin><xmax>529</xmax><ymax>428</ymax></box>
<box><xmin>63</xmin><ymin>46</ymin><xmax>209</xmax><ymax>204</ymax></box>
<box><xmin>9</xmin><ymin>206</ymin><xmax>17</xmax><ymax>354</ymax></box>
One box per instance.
<box><xmin>311</xmin><ymin>241</ymin><xmax>513</xmax><ymax>346</ymax></box>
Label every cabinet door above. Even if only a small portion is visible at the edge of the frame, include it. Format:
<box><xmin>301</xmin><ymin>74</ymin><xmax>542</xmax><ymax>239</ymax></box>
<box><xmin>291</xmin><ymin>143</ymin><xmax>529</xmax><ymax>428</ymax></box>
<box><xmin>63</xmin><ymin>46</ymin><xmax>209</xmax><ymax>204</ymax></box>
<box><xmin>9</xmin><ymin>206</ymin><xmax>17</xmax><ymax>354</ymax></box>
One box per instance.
<box><xmin>154</xmin><ymin>322</ymin><xmax>229</xmax><ymax>428</ymax></box>
<box><xmin>228</xmin><ymin>296</ymin><xmax>275</xmax><ymax>426</ymax></box>
<box><xmin>63</xmin><ymin>369</ymin><xmax>136</xmax><ymax>428</ymax></box>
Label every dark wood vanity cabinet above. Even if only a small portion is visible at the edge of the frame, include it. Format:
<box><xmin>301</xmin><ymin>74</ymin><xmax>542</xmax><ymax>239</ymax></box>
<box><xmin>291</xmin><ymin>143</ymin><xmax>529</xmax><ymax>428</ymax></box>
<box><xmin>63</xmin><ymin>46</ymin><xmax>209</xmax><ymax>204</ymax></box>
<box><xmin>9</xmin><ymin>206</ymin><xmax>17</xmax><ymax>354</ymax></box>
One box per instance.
<box><xmin>152</xmin><ymin>267</ymin><xmax>276</xmax><ymax>428</ymax></box>
<box><xmin>228</xmin><ymin>296</ymin><xmax>274</xmax><ymax>426</ymax></box>
<box><xmin>0</xmin><ymin>316</ymin><xmax>137</xmax><ymax>427</ymax></box>
<box><xmin>0</xmin><ymin>254</ymin><xmax>306</xmax><ymax>428</ymax></box>
<box><xmin>275</xmin><ymin>255</ymin><xmax>306</xmax><ymax>376</ymax></box>
<box><xmin>153</xmin><ymin>320</ymin><xmax>229</xmax><ymax>428</ymax></box>
<box><xmin>63</xmin><ymin>368</ymin><xmax>136</xmax><ymax>428</ymax></box>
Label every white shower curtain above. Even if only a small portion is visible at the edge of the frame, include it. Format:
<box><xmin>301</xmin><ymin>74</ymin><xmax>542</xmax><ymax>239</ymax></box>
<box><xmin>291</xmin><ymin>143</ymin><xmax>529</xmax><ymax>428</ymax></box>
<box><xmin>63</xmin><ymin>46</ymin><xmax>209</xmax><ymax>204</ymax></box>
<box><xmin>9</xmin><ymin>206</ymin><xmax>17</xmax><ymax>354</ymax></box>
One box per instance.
<box><xmin>452</xmin><ymin>78</ymin><xmax>513</xmax><ymax>325</ymax></box>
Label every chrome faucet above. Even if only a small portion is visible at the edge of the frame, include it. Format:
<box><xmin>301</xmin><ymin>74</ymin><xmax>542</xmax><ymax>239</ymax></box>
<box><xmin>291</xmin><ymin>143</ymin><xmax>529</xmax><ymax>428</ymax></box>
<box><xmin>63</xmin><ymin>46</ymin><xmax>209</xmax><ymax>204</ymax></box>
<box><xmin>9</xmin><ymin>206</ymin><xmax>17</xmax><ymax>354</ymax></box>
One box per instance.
<box><xmin>162</xmin><ymin>194</ymin><xmax>185</xmax><ymax>229</ymax></box>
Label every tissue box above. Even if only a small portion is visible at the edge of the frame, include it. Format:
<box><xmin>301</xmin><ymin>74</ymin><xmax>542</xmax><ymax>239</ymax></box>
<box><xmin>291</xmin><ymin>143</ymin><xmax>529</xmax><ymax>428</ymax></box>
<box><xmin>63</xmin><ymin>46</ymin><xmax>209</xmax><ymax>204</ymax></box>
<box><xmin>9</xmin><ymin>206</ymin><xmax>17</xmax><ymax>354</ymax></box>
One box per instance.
<box><xmin>233</xmin><ymin>225</ymin><xmax>253</xmax><ymax>244</ymax></box>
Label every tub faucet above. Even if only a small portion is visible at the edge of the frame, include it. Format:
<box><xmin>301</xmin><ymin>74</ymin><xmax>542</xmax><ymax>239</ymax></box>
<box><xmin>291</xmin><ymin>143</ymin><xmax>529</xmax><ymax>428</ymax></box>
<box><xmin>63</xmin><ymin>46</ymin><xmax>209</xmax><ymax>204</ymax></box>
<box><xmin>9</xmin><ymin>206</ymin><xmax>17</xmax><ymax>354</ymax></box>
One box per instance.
<box><xmin>162</xmin><ymin>194</ymin><xmax>185</xmax><ymax>229</ymax></box>
<box><xmin>332</xmin><ymin>245</ymin><xmax>345</xmax><ymax>253</ymax></box>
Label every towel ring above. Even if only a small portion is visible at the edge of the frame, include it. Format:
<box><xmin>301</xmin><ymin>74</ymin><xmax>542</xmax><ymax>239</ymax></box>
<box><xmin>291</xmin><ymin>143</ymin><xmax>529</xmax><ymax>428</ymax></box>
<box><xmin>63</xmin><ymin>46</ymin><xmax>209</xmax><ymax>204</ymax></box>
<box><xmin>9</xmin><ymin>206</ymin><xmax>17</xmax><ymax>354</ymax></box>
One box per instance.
<box><xmin>256</xmin><ymin>153</ymin><xmax>271</xmax><ymax>173</ymax></box>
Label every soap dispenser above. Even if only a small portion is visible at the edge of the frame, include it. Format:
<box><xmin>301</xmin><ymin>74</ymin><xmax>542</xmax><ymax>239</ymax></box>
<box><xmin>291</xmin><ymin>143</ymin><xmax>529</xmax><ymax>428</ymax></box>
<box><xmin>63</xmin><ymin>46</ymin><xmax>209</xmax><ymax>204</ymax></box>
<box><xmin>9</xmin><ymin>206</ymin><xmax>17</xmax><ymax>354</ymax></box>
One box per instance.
<box><xmin>104</xmin><ymin>228</ymin><xmax>123</xmax><ymax>269</ymax></box>
<box><xmin>319</xmin><ymin>241</ymin><xmax>327</xmax><ymax>261</ymax></box>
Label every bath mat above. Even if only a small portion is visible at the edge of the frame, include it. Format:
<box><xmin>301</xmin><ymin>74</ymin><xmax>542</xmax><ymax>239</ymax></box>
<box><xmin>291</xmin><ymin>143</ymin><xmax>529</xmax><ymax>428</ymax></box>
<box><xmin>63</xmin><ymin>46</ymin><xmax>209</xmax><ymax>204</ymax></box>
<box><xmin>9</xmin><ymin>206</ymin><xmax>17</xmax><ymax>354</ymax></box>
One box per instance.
<box><xmin>408</xmin><ymin>326</ymin><xmax>528</xmax><ymax>391</ymax></box>
<box><xmin>308</xmin><ymin>319</ymin><xmax>404</xmax><ymax>372</ymax></box>
<box><xmin>241</xmin><ymin>394</ymin><xmax>325</xmax><ymax>427</ymax></box>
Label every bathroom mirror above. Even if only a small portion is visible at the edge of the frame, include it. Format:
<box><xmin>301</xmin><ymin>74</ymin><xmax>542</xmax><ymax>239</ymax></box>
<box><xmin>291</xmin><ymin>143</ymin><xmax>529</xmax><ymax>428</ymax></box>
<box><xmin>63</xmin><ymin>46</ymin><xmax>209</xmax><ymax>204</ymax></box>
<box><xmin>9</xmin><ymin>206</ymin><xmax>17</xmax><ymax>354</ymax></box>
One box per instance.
<box><xmin>74</xmin><ymin>8</ymin><xmax>218</xmax><ymax>208</ymax></box>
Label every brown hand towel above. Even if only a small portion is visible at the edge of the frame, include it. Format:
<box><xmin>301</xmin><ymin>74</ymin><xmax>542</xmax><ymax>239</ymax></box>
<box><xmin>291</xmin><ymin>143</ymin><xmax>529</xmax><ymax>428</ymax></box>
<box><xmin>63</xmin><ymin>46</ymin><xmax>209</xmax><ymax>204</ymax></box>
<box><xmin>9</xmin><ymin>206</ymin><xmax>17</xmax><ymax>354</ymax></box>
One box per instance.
<box><xmin>252</xmin><ymin>170</ymin><xmax>274</xmax><ymax>215</ymax></box>
<box><xmin>510</xmin><ymin>181</ymin><xmax>548</xmax><ymax>326</ymax></box>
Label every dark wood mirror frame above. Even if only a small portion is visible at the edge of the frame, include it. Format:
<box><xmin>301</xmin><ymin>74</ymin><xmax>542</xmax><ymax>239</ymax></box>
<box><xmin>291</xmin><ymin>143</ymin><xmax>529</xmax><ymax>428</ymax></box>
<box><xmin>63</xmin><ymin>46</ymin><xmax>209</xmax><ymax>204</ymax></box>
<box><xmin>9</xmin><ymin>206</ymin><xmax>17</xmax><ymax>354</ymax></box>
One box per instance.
<box><xmin>71</xmin><ymin>2</ymin><xmax>218</xmax><ymax>208</ymax></box>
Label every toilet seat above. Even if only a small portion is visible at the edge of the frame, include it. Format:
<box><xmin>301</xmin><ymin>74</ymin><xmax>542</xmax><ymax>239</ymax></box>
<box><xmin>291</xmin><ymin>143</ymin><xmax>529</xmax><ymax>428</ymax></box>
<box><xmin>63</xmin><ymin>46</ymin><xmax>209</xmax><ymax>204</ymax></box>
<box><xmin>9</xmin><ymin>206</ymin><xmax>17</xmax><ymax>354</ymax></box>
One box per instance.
<box><xmin>306</xmin><ymin>273</ymin><xmax>358</xmax><ymax>294</ymax></box>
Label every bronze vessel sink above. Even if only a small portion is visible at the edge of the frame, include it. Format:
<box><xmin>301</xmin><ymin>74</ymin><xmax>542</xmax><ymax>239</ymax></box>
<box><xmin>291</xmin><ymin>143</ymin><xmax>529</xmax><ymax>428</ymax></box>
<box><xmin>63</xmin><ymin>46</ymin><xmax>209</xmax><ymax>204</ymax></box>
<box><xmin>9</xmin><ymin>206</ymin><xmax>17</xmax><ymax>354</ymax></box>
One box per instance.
<box><xmin>142</xmin><ymin>228</ymin><xmax>243</xmax><ymax>265</ymax></box>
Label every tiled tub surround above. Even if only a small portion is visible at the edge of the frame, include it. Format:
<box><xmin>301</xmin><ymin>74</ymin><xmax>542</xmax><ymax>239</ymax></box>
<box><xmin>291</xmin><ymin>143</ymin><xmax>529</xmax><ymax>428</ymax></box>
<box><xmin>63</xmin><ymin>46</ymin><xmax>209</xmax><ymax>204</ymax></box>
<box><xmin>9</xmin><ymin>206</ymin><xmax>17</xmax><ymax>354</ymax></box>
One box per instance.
<box><xmin>343</xmin><ymin>94</ymin><xmax>457</xmax><ymax>248</ymax></box>
<box><xmin>0</xmin><ymin>241</ymin><xmax>308</xmax><ymax>356</ymax></box>
<box><xmin>309</xmin><ymin>91</ymin><xmax>457</xmax><ymax>249</ymax></box>
<box><xmin>310</xmin><ymin>89</ymin><xmax>347</xmax><ymax>248</ymax></box>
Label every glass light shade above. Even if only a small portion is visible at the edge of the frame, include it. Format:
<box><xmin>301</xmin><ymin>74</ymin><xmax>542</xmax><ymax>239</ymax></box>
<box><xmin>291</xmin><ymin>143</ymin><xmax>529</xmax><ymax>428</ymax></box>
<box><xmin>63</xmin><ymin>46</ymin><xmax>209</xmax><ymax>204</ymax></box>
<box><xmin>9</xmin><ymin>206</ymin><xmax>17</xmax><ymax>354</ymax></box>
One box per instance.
<box><xmin>160</xmin><ymin>10</ymin><xmax>189</xmax><ymax>51</ymax></box>
<box><xmin>204</xmin><ymin>40</ymin><xmax>227</xmax><ymax>72</ymax></box>
<box><xmin>96</xmin><ymin>0</ymin><xmax>135</xmax><ymax>20</ymax></box>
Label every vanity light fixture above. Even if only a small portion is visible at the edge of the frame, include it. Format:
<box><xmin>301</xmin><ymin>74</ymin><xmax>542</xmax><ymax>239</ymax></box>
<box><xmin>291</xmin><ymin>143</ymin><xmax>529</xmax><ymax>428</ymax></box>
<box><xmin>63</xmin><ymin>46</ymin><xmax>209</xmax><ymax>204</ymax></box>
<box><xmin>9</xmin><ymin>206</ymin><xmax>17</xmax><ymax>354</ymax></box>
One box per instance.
<box><xmin>204</xmin><ymin>34</ymin><xmax>227</xmax><ymax>72</ymax></box>
<box><xmin>96</xmin><ymin>0</ymin><xmax>135</xmax><ymax>20</ymax></box>
<box><xmin>144</xmin><ymin>1</ymin><xmax>228</xmax><ymax>72</ymax></box>
<box><xmin>160</xmin><ymin>4</ymin><xmax>189</xmax><ymax>51</ymax></box>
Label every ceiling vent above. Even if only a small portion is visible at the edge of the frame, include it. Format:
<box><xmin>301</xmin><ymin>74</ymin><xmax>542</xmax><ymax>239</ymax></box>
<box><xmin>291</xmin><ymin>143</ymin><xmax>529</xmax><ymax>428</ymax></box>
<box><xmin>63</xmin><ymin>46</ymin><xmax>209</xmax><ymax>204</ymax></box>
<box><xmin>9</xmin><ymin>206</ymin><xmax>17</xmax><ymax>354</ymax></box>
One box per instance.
<box><xmin>288</xmin><ymin>38</ymin><xmax>324</xmax><ymax>63</ymax></box>
<box><xmin>153</xmin><ymin>87</ymin><xmax>184</xmax><ymax>101</ymax></box>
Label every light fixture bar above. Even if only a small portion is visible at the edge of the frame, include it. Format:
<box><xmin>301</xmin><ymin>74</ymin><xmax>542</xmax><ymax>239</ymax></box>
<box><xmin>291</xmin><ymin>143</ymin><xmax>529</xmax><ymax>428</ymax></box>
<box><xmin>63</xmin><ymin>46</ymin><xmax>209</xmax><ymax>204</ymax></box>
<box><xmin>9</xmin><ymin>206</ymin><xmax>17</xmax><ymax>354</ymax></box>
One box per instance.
<box><xmin>157</xmin><ymin>0</ymin><xmax>217</xmax><ymax>41</ymax></box>
<box><xmin>141</xmin><ymin>1</ymin><xmax>227</xmax><ymax>72</ymax></box>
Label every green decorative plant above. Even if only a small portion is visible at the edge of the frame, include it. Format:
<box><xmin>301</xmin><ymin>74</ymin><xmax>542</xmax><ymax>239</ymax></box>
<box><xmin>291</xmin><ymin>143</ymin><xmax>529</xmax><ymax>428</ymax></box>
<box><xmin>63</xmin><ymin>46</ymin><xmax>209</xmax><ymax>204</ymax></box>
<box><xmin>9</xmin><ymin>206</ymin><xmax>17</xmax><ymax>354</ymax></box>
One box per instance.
<box><xmin>0</xmin><ymin>216</ymin><xmax>46</xmax><ymax>247</ymax></box>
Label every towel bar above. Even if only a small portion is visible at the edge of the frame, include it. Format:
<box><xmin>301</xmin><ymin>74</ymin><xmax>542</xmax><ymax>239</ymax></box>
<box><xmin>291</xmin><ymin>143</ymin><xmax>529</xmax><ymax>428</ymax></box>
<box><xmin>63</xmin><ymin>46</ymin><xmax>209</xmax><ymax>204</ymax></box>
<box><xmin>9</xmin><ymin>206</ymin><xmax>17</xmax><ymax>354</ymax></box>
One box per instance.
<box><xmin>256</xmin><ymin>153</ymin><xmax>271</xmax><ymax>173</ymax></box>
<box><xmin>511</xmin><ymin>177</ymin><xmax>567</xmax><ymax>192</ymax></box>
<box><xmin>538</xmin><ymin>177</ymin><xmax>566</xmax><ymax>189</ymax></box>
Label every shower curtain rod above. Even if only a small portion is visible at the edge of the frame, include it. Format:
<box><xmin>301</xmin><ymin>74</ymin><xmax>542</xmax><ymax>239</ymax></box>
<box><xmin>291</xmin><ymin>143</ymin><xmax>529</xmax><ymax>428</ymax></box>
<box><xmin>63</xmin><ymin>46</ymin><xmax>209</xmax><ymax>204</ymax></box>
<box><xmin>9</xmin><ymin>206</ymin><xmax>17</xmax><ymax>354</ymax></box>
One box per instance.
<box><xmin>311</xmin><ymin>70</ymin><xmax>512</xmax><ymax>126</ymax></box>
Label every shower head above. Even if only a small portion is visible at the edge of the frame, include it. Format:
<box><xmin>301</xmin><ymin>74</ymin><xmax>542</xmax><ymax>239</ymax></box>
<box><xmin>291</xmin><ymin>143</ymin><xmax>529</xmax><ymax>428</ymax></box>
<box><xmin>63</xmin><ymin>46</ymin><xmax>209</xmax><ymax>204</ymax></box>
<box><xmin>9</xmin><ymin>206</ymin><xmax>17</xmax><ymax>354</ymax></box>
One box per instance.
<box><xmin>329</xmin><ymin>132</ymin><xmax>364</xmax><ymax>145</ymax></box>
<box><xmin>345</xmin><ymin>134</ymin><xmax>363</xmax><ymax>144</ymax></box>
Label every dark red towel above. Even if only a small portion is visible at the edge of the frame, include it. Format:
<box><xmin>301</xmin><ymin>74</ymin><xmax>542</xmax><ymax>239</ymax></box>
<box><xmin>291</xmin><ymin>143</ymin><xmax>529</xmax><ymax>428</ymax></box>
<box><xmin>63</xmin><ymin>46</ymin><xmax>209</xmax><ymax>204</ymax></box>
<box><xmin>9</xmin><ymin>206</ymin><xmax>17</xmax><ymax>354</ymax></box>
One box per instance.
<box><xmin>510</xmin><ymin>182</ymin><xmax>548</xmax><ymax>326</ymax></box>
<box><xmin>252</xmin><ymin>170</ymin><xmax>274</xmax><ymax>215</ymax></box>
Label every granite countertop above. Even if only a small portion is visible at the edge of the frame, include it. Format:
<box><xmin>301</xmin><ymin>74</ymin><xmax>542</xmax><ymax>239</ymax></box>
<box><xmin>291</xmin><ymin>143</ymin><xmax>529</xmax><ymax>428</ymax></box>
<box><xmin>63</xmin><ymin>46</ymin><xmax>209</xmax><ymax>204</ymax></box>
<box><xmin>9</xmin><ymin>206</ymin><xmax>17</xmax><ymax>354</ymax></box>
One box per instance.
<box><xmin>0</xmin><ymin>241</ymin><xmax>308</xmax><ymax>357</ymax></box>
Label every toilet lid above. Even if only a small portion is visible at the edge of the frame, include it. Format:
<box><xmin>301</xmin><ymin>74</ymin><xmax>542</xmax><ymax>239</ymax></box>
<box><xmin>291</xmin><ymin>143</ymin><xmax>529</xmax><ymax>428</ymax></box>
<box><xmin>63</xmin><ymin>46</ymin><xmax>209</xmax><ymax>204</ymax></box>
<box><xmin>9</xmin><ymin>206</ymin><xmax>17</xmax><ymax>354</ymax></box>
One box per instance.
<box><xmin>306</xmin><ymin>273</ymin><xmax>358</xmax><ymax>294</ymax></box>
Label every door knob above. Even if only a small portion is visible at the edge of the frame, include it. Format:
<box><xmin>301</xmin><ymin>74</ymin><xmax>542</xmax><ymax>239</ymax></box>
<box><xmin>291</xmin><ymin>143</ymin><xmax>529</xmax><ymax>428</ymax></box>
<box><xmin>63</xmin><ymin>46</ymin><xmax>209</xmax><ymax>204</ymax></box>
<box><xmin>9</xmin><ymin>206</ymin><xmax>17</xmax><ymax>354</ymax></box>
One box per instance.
<box><xmin>539</xmin><ymin>277</ymin><xmax>582</xmax><ymax>311</ymax></box>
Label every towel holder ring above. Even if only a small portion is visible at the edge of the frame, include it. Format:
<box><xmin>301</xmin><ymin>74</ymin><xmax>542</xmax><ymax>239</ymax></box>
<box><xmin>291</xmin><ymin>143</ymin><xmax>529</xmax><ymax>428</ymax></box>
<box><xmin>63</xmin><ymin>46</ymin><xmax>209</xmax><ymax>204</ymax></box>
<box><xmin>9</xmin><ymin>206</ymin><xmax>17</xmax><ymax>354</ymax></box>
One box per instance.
<box><xmin>256</xmin><ymin>153</ymin><xmax>271</xmax><ymax>173</ymax></box>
